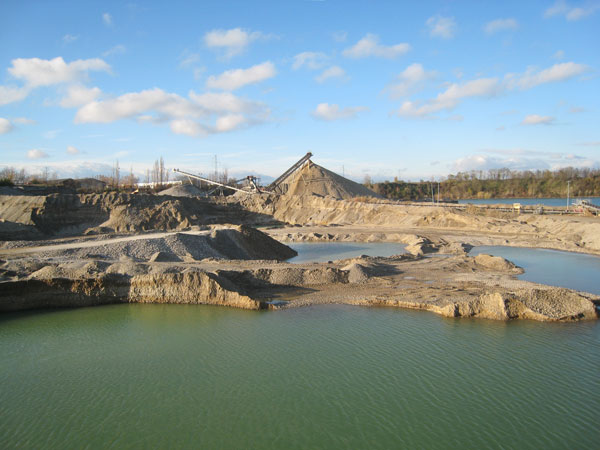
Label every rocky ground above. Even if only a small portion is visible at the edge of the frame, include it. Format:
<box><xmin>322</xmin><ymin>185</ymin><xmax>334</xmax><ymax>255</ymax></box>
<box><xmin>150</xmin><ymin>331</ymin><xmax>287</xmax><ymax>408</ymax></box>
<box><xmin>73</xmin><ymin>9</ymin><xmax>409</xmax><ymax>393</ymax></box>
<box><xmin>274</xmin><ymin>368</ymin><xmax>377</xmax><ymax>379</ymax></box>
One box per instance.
<box><xmin>0</xmin><ymin>189</ymin><xmax>599</xmax><ymax>321</ymax></box>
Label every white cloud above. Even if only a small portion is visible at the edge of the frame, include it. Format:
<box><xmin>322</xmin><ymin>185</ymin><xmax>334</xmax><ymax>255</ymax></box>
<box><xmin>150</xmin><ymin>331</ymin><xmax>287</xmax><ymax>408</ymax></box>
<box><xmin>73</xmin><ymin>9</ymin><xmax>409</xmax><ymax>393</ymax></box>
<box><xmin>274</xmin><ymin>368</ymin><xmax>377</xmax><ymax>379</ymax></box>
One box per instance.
<box><xmin>395</xmin><ymin>61</ymin><xmax>588</xmax><ymax>119</ymax></box>
<box><xmin>0</xmin><ymin>118</ymin><xmax>13</xmax><ymax>134</ymax></box>
<box><xmin>204</xmin><ymin>28</ymin><xmax>264</xmax><ymax>59</ymax></box>
<box><xmin>484</xmin><ymin>18</ymin><xmax>518</xmax><ymax>34</ymax></box>
<box><xmin>188</xmin><ymin>91</ymin><xmax>263</xmax><ymax>113</ymax></box>
<box><xmin>386</xmin><ymin>63</ymin><xmax>436</xmax><ymax>98</ymax></box>
<box><xmin>521</xmin><ymin>114</ymin><xmax>555</xmax><ymax>125</ymax></box>
<box><xmin>510</xmin><ymin>62</ymin><xmax>587</xmax><ymax>89</ymax></box>
<box><xmin>179</xmin><ymin>52</ymin><xmax>201</xmax><ymax>68</ymax></box>
<box><xmin>397</xmin><ymin>77</ymin><xmax>501</xmax><ymax>117</ymax></box>
<box><xmin>0</xmin><ymin>85</ymin><xmax>30</xmax><ymax>105</ymax></box>
<box><xmin>66</xmin><ymin>145</ymin><xmax>80</xmax><ymax>155</ymax></box>
<box><xmin>215</xmin><ymin>114</ymin><xmax>247</xmax><ymax>132</ymax></box>
<box><xmin>103</xmin><ymin>44</ymin><xmax>126</xmax><ymax>57</ymax></box>
<box><xmin>62</xmin><ymin>34</ymin><xmax>78</xmax><ymax>43</ymax></box>
<box><xmin>27</xmin><ymin>149</ymin><xmax>49</xmax><ymax>160</ymax></box>
<box><xmin>342</xmin><ymin>34</ymin><xmax>411</xmax><ymax>59</ymax></box>
<box><xmin>426</xmin><ymin>15</ymin><xmax>457</xmax><ymax>39</ymax></box>
<box><xmin>170</xmin><ymin>119</ymin><xmax>206</xmax><ymax>136</ymax></box>
<box><xmin>60</xmin><ymin>85</ymin><xmax>102</xmax><ymax>108</ymax></box>
<box><xmin>315</xmin><ymin>66</ymin><xmax>346</xmax><ymax>83</ymax></box>
<box><xmin>544</xmin><ymin>1</ymin><xmax>599</xmax><ymax>20</ymax></box>
<box><xmin>312</xmin><ymin>103</ymin><xmax>368</xmax><ymax>121</ymax></box>
<box><xmin>292</xmin><ymin>52</ymin><xmax>328</xmax><ymax>70</ymax></box>
<box><xmin>75</xmin><ymin>88</ymin><xmax>200</xmax><ymax>123</ymax></box>
<box><xmin>205</xmin><ymin>61</ymin><xmax>276</xmax><ymax>91</ymax></box>
<box><xmin>102</xmin><ymin>13</ymin><xmax>112</xmax><ymax>26</ymax></box>
<box><xmin>13</xmin><ymin>117</ymin><xmax>36</xmax><ymax>125</ymax></box>
<box><xmin>73</xmin><ymin>87</ymin><xmax>269</xmax><ymax>137</ymax></box>
<box><xmin>7</xmin><ymin>57</ymin><xmax>110</xmax><ymax>88</ymax></box>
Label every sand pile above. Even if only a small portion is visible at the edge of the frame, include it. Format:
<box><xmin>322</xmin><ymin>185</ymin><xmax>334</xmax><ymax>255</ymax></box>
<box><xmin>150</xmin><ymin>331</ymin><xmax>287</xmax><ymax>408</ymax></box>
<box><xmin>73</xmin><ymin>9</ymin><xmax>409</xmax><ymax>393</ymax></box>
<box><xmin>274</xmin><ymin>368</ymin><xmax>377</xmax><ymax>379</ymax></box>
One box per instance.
<box><xmin>157</xmin><ymin>184</ymin><xmax>203</xmax><ymax>197</ymax></box>
<box><xmin>280</xmin><ymin>161</ymin><xmax>380</xmax><ymax>200</ymax></box>
<box><xmin>32</xmin><ymin>226</ymin><xmax>297</xmax><ymax>262</ymax></box>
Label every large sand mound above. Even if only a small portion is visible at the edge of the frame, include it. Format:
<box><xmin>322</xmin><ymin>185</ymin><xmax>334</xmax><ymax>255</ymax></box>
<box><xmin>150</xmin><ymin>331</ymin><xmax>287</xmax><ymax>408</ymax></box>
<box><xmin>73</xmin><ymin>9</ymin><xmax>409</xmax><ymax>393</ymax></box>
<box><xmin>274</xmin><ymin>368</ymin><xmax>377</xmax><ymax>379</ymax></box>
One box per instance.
<box><xmin>280</xmin><ymin>161</ymin><xmax>380</xmax><ymax>199</ymax></box>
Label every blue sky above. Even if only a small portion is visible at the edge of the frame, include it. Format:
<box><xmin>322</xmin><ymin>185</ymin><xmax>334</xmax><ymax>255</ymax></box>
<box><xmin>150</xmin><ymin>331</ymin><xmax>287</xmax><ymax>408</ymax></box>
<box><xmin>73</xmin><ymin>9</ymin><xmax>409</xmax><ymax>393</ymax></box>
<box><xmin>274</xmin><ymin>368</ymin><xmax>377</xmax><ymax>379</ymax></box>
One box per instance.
<box><xmin>0</xmin><ymin>0</ymin><xmax>598</xmax><ymax>182</ymax></box>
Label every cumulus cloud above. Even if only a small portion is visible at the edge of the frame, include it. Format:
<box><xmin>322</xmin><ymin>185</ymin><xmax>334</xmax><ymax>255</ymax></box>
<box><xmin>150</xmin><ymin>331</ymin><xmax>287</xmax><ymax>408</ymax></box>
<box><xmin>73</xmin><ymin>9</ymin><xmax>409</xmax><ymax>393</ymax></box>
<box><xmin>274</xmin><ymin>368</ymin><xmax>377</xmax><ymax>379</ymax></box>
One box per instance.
<box><xmin>103</xmin><ymin>44</ymin><xmax>126</xmax><ymax>57</ymax></box>
<box><xmin>0</xmin><ymin>85</ymin><xmax>30</xmax><ymax>106</ymax></box>
<box><xmin>205</xmin><ymin>61</ymin><xmax>276</xmax><ymax>91</ymax></box>
<box><xmin>102</xmin><ymin>13</ymin><xmax>112</xmax><ymax>26</ymax></box>
<box><xmin>509</xmin><ymin>62</ymin><xmax>587</xmax><ymax>89</ymax></box>
<box><xmin>315</xmin><ymin>66</ymin><xmax>346</xmax><ymax>83</ymax></box>
<box><xmin>13</xmin><ymin>117</ymin><xmax>36</xmax><ymax>125</ymax></box>
<box><xmin>426</xmin><ymin>15</ymin><xmax>457</xmax><ymax>39</ymax></box>
<box><xmin>544</xmin><ymin>1</ymin><xmax>599</xmax><ymax>20</ymax></box>
<box><xmin>215</xmin><ymin>114</ymin><xmax>247</xmax><ymax>132</ymax></box>
<box><xmin>27</xmin><ymin>149</ymin><xmax>49</xmax><ymax>160</ymax></box>
<box><xmin>386</xmin><ymin>63</ymin><xmax>436</xmax><ymax>98</ymax></box>
<box><xmin>312</xmin><ymin>103</ymin><xmax>368</xmax><ymax>121</ymax></box>
<box><xmin>66</xmin><ymin>145</ymin><xmax>80</xmax><ymax>155</ymax></box>
<box><xmin>170</xmin><ymin>119</ymin><xmax>206</xmax><ymax>136</ymax></box>
<box><xmin>484</xmin><ymin>18</ymin><xmax>518</xmax><ymax>34</ymax></box>
<box><xmin>521</xmin><ymin>114</ymin><xmax>555</xmax><ymax>125</ymax></box>
<box><xmin>62</xmin><ymin>34</ymin><xmax>78</xmax><ymax>43</ymax></box>
<box><xmin>204</xmin><ymin>28</ymin><xmax>264</xmax><ymax>59</ymax></box>
<box><xmin>75</xmin><ymin>88</ymin><xmax>201</xmax><ymax>123</ymax></box>
<box><xmin>60</xmin><ymin>85</ymin><xmax>102</xmax><ymax>108</ymax></box>
<box><xmin>7</xmin><ymin>57</ymin><xmax>110</xmax><ymax>88</ymax></box>
<box><xmin>179</xmin><ymin>51</ymin><xmax>201</xmax><ymax>68</ymax></box>
<box><xmin>397</xmin><ymin>78</ymin><xmax>501</xmax><ymax>117</ymax></box>
<box><xmin>342</xmin><ymin>34</ymin><xmax>411</xmax><ymax>59</ymax></box>
<box><xmin>73</xmin><ymin>88</ymin><xmax>269</xmax><ymax>137</ymax></box>
<box><xmin>292</xmin><ymin>52</ymin><xmax>328</xmax><ymax>70</ymax></box>
<box><xmin>395</xmin><ymin>61</ymin><xmax>588</xmax><ymax>119</ymax></box>
<box><xmin>0</xmin><ymin>118</ymin><xmax>13</xmax><ymax>134</ymax></box>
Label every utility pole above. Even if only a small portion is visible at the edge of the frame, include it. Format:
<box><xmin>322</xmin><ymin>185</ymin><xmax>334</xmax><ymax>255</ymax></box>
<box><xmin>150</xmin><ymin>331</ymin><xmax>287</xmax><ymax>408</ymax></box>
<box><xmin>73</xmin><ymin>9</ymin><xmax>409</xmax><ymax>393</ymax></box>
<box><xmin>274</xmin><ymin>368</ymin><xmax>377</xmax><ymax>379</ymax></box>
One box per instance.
<box><xmin>567</xmin><ymin>180</ymin><xmax>571</xmax><ymax>211</ymax></box>
<box><xmin>437</xmin><ymin>181</ymin><xmax>440</xmax><ymax>204</ymax></box>
<box><xmin>431</xmin><ymin>182</ymin><xmax>434</xmax><ymax>204</ymax></box>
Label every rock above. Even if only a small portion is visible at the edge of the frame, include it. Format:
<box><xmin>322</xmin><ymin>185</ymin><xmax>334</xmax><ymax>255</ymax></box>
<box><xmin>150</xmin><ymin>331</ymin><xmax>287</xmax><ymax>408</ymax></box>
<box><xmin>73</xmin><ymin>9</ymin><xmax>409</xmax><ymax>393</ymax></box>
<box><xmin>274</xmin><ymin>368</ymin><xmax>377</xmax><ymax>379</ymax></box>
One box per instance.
<box><xmin>474</xmin><ymin>254</ymin><xmax>519</xmax><ymax>272</ymax></box>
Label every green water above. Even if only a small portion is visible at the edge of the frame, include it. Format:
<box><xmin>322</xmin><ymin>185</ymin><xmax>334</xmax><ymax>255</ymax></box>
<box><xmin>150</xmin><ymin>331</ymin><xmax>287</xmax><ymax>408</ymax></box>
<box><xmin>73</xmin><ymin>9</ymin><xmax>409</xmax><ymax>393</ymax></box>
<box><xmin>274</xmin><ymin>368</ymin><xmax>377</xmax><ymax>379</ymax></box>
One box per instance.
<box><xmin>1</xmin><ymin>304</ymin><xmax>599</xmax><ymax>449</ymax></box>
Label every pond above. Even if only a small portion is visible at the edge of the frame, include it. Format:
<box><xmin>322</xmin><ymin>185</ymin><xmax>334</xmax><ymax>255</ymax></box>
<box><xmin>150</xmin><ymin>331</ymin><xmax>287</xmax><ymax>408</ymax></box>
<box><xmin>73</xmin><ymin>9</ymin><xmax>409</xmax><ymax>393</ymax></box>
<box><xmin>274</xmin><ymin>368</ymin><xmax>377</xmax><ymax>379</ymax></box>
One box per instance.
<box><xmin>287</xmin><ymin>242</ymin><xmax>406</xmax><ymax>263</ymax></box>
<box><xmin>1</xmin><ymin>304</ymin><xmax>598</xmax><ymax>449</ymax></box>
<box><xmin>470</xmin><ymin>246</ymin><xmax>600</xmax><ymax>295</ymax></box>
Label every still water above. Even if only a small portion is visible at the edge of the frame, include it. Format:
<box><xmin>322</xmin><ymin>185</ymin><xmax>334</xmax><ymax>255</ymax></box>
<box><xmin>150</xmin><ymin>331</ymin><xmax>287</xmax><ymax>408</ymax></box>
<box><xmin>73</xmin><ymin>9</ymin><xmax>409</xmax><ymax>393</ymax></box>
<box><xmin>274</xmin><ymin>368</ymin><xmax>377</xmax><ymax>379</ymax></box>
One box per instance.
<box><xmin>288</xmin><ymin>242</ymin><xmax>406</xmax><ymax>263</ymax></box>
<box><xmin>1</xmin><ymin>304</ymin><xmax>599</xmax><ymax>449</ymax></box>
<box><xmin>470</xmin><ymin>246</ymin><xmax>600</xmax><ymax>295</ymax></box>
<box><xmin>458</xmin><ymin>197</ymin><xmax>600</xmax><ymax>206</ymax></box>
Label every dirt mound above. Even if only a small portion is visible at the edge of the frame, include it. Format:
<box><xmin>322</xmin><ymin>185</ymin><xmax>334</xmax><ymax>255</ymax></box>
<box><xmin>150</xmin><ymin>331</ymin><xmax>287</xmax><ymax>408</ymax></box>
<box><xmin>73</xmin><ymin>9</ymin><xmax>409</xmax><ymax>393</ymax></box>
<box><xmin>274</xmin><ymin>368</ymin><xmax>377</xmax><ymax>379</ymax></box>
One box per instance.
<box><xmin>157</xmin><ymin>184</ymin><xmax>203</xmax><ymax>197</ymax></box>
<box><xmin>281</xmin><ymin>161</ymin><xmax>380</xmax><ymax>200</ymax></box>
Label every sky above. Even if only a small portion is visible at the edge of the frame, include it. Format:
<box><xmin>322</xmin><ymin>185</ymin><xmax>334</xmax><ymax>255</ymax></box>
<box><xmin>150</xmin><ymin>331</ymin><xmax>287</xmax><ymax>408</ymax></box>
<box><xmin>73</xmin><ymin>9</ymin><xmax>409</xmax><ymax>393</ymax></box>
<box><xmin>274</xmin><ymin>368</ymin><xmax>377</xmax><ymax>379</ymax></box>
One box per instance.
<box><xmin>1</xmin><ymin>0</ymin><xmax>599</xmax><ymax>182</ymax></box>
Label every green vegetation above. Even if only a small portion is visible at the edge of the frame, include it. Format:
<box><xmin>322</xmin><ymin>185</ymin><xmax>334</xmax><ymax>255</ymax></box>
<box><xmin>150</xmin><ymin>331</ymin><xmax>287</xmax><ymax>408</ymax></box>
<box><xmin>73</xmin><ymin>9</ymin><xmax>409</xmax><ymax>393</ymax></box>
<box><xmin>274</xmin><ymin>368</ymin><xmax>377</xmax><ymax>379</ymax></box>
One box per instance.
<box><xmin>367</xmin><ymin>168</ymin><xmax>600</xmax><ymax>201</ymax></box>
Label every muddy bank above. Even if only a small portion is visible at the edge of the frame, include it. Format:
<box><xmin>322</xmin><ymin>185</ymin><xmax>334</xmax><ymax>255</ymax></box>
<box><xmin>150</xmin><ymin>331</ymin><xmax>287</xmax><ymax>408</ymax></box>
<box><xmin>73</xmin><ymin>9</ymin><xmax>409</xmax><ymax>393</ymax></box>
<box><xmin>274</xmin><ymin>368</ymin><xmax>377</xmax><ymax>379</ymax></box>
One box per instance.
<box><xmin>1</xmin><ymin>238</ymin><xmax>597</xmax><ymax>320</ymax></box>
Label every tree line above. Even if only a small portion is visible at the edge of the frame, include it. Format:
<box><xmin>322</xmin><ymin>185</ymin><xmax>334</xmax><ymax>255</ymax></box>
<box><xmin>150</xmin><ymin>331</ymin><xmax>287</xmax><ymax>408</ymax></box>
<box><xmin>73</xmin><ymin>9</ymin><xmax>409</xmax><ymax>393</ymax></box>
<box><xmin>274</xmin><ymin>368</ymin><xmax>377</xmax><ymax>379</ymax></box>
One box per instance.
<box><xmin>367</xmin><ymin>167</ymin><xmax>600</xmax><ymax>201</ymax></box>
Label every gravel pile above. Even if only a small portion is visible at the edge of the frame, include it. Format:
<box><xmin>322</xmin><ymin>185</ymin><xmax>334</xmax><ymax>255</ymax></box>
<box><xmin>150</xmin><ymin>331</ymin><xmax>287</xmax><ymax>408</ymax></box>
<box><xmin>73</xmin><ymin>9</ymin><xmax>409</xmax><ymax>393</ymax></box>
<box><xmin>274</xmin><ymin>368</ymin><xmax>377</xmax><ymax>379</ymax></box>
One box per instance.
<box><xmin>32</xmin><ymin>226</ymin><xmax>296</xmax><ymax>262</ymax></box>
<box><xmin>157</xmin><ymin>184</ymin><xmax>203</xmax><ymax>197</ymax></box>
